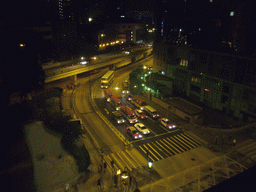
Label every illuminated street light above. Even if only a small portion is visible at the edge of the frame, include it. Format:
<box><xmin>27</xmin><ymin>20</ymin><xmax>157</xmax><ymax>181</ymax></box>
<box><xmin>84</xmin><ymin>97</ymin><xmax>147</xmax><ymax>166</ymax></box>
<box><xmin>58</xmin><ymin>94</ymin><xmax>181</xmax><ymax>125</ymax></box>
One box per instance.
<box><xmin>19</xmin><ymin>44</ymin><xmax>25</xmax><ymax>47</ymax></box>
<box><xmin>148</xmin><ymin>161</ymin><xmax>153</xmax><ymax>169</ymax></box>
<box><xmin>88</xmin><ymin>17</ymin><xmax>92</xmax><ymax>22</ymax></box>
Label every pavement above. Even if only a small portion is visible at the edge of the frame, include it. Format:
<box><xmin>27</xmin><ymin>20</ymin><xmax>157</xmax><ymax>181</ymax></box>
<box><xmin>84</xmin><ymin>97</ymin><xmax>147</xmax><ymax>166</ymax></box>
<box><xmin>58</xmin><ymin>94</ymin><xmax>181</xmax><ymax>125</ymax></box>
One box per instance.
<box><xmin>59</xmin><ymin>86</ymin><xmax>256</xmax><ymax>192</ymax></box>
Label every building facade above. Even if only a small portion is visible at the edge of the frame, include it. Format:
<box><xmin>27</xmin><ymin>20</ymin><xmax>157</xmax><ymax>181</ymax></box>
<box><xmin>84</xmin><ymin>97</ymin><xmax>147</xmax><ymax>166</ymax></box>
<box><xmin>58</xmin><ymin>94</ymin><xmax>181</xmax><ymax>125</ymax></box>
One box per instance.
<box><xmin>153</xmin><ymin>43</ymin><xmax>256</xmax><ymax>122</ymax></box>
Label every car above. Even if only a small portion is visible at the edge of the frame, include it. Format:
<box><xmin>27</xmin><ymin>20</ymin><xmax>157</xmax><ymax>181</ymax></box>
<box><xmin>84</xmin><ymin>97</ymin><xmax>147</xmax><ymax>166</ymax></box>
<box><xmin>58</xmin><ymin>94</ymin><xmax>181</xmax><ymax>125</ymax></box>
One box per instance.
<box><xmin>125</xmin><ymin>126</ymin><xmax>142</xmax><ymax>139</ymax></box>
<box><xmin>122</xmin><ymin>88</ymin><xmax>130</xmax><ymax>94</ymax></box>
<box><xmin>135</xmin><ymin>109</ymin><xmax>147</xmax><ymax>119</ymax></box>
<box><xmin>158</xmin><ymin>118</ymin><xmax>176</xmax><ymax>129</ymax></box>
<box><xmin>127</xmin><ymin>94</ymin><xmax>133</xmax><ymax>101</ymax></box>
<box><xmin>112</xmin><ymin>111</ymin><xmax>126</xmax><ymax>124</ymax></box>
<box><xmin>134</xmin><ymin>123</ymin><xmax>150</xmax><ymax>135</ymax></box>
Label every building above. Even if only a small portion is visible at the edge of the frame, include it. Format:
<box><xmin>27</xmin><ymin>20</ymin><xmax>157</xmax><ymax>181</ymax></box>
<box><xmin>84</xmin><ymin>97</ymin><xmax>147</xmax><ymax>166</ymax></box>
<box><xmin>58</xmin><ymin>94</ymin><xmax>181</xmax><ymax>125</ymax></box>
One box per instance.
<box><xmin>152</xmin><ymin>0</ymin><xmax>256</xmax><ymax>123</ymax></box>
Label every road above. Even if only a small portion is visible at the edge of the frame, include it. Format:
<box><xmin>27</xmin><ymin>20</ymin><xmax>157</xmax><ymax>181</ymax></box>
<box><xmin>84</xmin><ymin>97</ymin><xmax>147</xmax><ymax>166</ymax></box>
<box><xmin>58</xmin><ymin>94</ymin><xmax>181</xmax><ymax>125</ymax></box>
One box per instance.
<box><xmin>69</xmin><ymin>54</ymin><xmax>255</xmax><ymax>192</ymax></box>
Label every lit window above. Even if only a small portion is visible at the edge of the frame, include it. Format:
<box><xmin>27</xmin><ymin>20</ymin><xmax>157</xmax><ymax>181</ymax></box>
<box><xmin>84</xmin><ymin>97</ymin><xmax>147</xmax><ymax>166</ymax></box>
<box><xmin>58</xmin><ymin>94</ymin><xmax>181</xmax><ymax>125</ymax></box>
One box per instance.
<box><xmin>131</xmin><ymin>31</ymin><xmax>133</xmax><ymax>34</ymax></box>
<box><xmin>209</xmin><ymin>0</ymin><xmax>213</xmax><ymax>2</ymax></box>
<box><xmin>180</xmin><ymin>59</ymin><xmax>188</xmax><ymax>67</ymax></box>
<box><xmin>131</xmin><ymin>38</ymin><xmax>133</xmax><ymax>41</ymax></box>
<box><xmin>131</xmin><ymin>35</ymin><xmax>133</xmax><ymax>37</ymax></box>
<box><xmin>230</xmin><ymin>11</ymin><xmax>234</xmax><ymax>16</ymax></box>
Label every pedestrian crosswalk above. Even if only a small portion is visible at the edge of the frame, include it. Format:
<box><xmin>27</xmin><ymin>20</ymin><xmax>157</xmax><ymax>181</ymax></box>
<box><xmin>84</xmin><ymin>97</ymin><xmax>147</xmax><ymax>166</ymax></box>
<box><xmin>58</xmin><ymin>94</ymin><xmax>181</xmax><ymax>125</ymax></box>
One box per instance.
<box><xmin>103</xmin><ymin>133</ymin><xmax>202</xmax><ymax>172</ymax></box>
<box><xmin>138</xmin><ymin>133</ymin><xmax>201</xmax><ymax>162</ymax></box>
<box><xmin>104</xmin><ymin>147</ymin><xmax>148</xmax><ymax>172</ymax></box>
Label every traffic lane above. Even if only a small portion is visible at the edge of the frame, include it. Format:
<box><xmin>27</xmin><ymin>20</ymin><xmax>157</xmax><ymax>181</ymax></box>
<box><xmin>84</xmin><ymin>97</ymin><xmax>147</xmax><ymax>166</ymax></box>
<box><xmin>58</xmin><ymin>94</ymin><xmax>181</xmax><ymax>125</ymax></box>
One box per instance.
<box><xmin>94</xmin><ymin>97</ymin><xmax>156</xmax><ymax>142</ymax></box>
<box><xmin>139</xmin><ymin>116</ymin><xmax>167</xmax><ymax>135</ymax></box>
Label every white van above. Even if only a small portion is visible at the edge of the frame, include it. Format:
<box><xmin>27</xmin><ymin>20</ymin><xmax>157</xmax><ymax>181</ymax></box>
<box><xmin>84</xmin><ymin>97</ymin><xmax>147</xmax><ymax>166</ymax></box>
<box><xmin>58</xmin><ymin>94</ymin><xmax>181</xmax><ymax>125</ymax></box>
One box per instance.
<box><xmin>144</xmin><ymin>106</ymin><xmax>159</xmax><ymax>119</ymax></box>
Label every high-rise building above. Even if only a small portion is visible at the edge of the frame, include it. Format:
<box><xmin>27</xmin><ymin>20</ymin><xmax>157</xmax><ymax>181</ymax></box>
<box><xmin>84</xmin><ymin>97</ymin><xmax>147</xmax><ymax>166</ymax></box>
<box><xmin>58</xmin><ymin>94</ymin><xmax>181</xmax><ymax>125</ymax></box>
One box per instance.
<box><xmin>153</xmin><ymin>0</ymin><xmax>256</xmax><ymax>122</ymax></box>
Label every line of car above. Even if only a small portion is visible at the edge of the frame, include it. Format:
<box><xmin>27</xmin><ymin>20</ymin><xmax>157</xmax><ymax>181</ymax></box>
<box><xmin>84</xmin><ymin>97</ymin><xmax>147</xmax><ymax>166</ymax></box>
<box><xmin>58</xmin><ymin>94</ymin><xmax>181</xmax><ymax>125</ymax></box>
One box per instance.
<box><xmin>108</xmin><ymin>82</ymin><xmax>177</xmax><ymax>140</ymax></box>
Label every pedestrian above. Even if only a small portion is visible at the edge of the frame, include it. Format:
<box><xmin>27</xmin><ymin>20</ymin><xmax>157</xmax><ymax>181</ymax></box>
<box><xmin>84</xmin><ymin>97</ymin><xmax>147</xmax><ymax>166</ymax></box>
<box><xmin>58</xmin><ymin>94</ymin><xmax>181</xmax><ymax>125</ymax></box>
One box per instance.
<box><xmin>233</xmin><ymin>139</ymin><xmax>236</xmax><ymax>146</ymax></box>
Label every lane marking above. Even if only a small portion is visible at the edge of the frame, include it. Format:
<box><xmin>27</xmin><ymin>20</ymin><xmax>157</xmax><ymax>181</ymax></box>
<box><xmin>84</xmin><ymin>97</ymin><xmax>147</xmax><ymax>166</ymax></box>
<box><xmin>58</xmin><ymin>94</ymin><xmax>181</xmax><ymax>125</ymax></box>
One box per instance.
<box><xmin>182</xmin><ymin>133</ymin><xmax>201</xmax><ymax>146</ymax></box>
<box><xmin>176</xmin><ymin>134</ymin><xmax>197</xmax><ymax>148</ymax></box>
<box><xmin>144</xmin><ymin>144</ymin><xmax>159</xmax><ymax>162</ymax></box>
<box><xmin>173</xmin><ymin>135</ymin><xmax>192</xmax><ymax>150</ymax></box>
<box><xmin>154</xmin><ymin>140</ymin><xmax>172</xmax><ymax>156</ymax></box>
<box><xmin>163</xmin><ymin>138</ymin><xmax>182</xmax><ymax>154</ymax></box>
<box><xmin>147</xmin><ymin>143</ymin><xmax>164</xmax><ymax>160</ymax></box>
<box><xmin>159</xmin><ymin>140</ymin><xmax>178</xmax><ymax>155</ymax></box>
<box><xmin>139</xmin><ymin>145</ymin><xmax>156</xmax><ymax>162</ymax></box>
<box><xmin>167</xmin><ymin>137</ymin><xmax>185</xmax><ymax>152</ymax></box>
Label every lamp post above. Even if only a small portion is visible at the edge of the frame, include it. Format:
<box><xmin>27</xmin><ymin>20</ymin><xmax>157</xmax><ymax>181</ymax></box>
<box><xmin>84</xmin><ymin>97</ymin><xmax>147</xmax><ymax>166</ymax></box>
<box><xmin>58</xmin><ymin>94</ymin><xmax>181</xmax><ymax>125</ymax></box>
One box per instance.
<box><xmin>121</xmin><ymin>167</ymin><xmax>140</xmax><ymax>192</ymax></box>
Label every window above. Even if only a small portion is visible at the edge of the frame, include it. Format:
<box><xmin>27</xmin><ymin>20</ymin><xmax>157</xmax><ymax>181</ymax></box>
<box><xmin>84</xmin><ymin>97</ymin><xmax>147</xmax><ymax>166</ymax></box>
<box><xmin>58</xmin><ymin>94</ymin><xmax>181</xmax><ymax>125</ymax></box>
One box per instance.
<box><xmin>180</xmin><ymin>59</ymin><xmax>188</xmax><ymax>67</ymax></box>
<box><xmin>190</xmin><ymin>85</ymin><xmax>201</xmax><ymax>93</ymax></box>
<box><xmin>191</xmin><ymin>76</ymin><xmax>201</xmax><ymax>84</ymax></box>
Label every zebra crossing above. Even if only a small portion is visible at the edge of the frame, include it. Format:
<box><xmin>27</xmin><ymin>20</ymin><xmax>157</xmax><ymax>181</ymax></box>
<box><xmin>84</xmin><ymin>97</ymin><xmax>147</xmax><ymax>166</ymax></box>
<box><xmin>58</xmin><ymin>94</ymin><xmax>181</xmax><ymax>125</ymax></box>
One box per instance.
<box><xmin>103</xmin><ymin>133</ymin><xmax>202</xmax><ymax>172</ymax></box>
<box><xmin>104</xmin><ymin>147</ymin><xmax>148</xmax><ymax>172</ymax></box>
<box><xmin>138</xmin><ymin>133</ymin><xmax>201</xmax><ymax>162</ymax></box>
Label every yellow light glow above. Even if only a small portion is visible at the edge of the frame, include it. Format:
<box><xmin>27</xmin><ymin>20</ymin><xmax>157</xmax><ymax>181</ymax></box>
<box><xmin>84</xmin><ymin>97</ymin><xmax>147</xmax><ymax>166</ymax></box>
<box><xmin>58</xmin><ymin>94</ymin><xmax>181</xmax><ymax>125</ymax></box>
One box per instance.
<box><xmin>116</xmin><ymin>41</ymin><xmax>119</xmax><ymax>43</ymax></box>
<box><xmin>103</xmin><ymin>44</ymin><xmax>105</xmax><ymax>47</ymax></box>
<box><xmin>101</xmin><ymin>34</ymin><xmax>104</xmax><ymax>37</ymax></box>
<box><xmin>116</xmin><ymin>169</ymin><xmax>122</xmax><ymax>175</ymax></box>
<box><xmin>81</xmin><ymin>57</ymin><xmax>84</xmax><ymax>60</ymax></box>
<box><xmin>106</xmin><ymin>43</ymin><xmax>109</xmax><ymax>46</ymax></box>
<box><xmin>88</xmin><ymin>17</ymin><xmax>92</xmax><ymax>22</ymax></box>
<box><xmin>99</xmin><ymin>44</ymin><xmax>102</xmax><ymax>47</ymax></box>
<box><xmin>19</xmin><ymin>44</ymin><xmax>25</xmax><ymax>47</ymax></box>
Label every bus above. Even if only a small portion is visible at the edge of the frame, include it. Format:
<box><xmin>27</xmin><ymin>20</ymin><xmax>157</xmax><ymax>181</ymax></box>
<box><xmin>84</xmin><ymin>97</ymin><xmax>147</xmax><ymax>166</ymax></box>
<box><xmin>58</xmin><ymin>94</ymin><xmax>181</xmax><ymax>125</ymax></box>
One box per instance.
<box><xmin>121</xmin><ymin>106</ymin><xmax>138</xmax><ymax>124</ymax></box>
<box><xmin>104</xmin><ymin>89</ymin><xmax>112</xmax><ymax>102</ymax></box>
<box><xmin>110</xmin><ymin>96</ymin><xmax>122</xmax><ymax>110</ymax></box>
<box><xmin>131</xmin><ymin>95</ymin><xmax>147</xmax><ymax>110</ymax></box>
<box><xmin>101</xmin><ymin>70</ymin><xmax>114</xmax><ymax>88</ymax></box>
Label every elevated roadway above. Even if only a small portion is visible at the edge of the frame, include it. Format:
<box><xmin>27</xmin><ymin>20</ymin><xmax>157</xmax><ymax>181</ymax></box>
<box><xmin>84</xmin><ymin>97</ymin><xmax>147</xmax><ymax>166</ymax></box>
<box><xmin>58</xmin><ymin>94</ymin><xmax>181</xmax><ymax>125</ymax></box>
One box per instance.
<box><xmin>45</xmin><ymin>48</ymin><xmax>152</xmax><ymax>84</ymax></box>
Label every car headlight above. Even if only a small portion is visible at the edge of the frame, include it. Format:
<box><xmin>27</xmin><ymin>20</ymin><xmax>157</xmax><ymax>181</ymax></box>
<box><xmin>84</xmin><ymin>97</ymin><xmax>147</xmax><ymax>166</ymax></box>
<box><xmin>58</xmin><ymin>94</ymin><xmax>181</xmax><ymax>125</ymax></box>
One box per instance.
<box><xmin>135</xmin><ymin>136</ymin><xmax>138</xmax><ymax>139</ymax></box>
<box><xmin>139</xmin><ymin>135</ymin><xmax>142</xmax><ymax>138</ymax></box>
<box><xmin>148</xmin><ymin>131</ymin><xmax>150</xmax><ymax>133</ymax></box>
<box><xmin>173</xmin><ymin>125</ymin><xmax>176</xmax><ymax>128</ymax></box>
<box><xmin>127</xmin><ymin>91</ymin><xmax>129</xmax><ymax>93</ymax></box>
